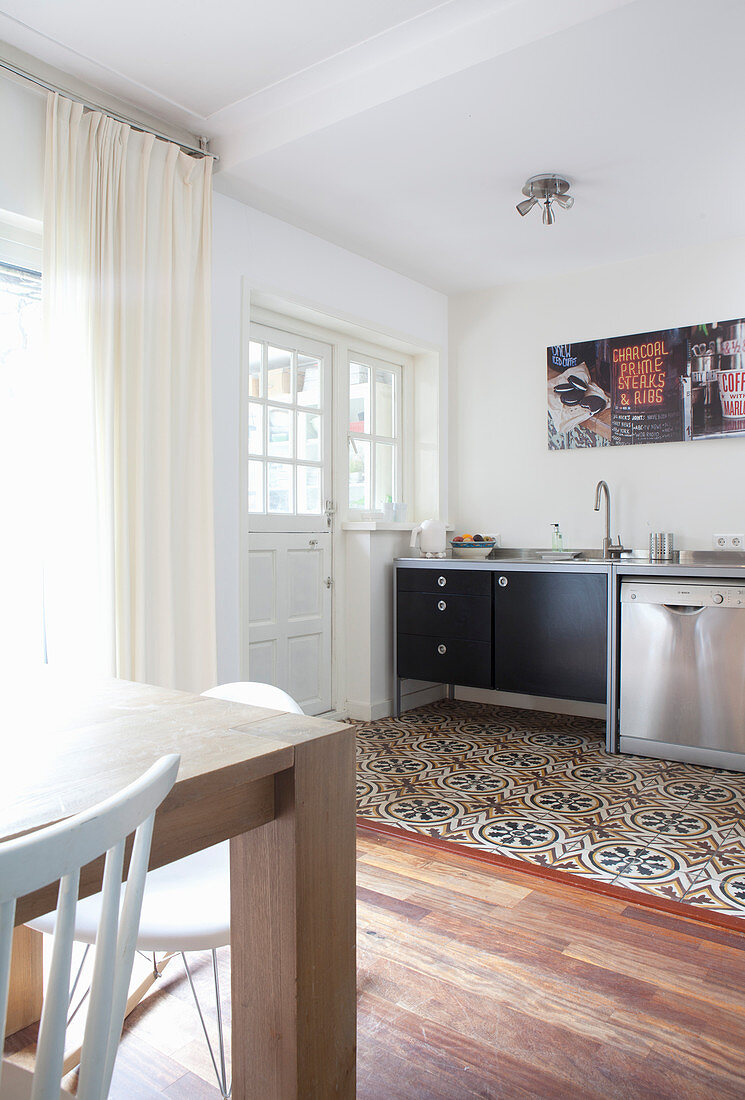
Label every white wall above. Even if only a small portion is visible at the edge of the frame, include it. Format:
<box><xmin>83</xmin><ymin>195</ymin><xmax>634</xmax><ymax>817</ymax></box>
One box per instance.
<box><xmin>449</xmin><ymin>238</ymin><xmax>745</xmax><ymax>552</ymax></box>
<box><xmin>212</xmin><ymin>191</ymin><xmax>449</xmax><ymax>683</ymax></box>
<box><xmin>0</xmin><ymin>76</ymin><xmax>44</xmax><ymax>222</ymax></box>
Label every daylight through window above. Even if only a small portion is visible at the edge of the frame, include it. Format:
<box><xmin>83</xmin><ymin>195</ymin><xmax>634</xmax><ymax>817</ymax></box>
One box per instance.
<box><xmin>348</xmin><ymin>354</ymin><xmax>401</xmax><ymax>512</ymax></box>
<box><xmin>0</xmin><ymin>261</ymin><xmax>45</xmax><ymax>668</ymax></box>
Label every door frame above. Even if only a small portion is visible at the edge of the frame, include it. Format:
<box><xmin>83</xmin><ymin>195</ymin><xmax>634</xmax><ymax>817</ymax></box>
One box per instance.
<box><xmin>239</xmin><ymin>288</ymin><xmax>430</xmax><ymax>718</ymax></box>
<box><xmin>240</xmin><ymin>296</ymin><xmax>339</xmax><ymax>711</ymax></box>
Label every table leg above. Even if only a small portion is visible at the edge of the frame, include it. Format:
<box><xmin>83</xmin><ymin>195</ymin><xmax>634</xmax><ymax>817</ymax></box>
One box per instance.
<box><xmin>230</xmin><ymin>727</ymin><xmax>356</xmax><ymax>1099</ymax></box>
<box><xmin>5</xmin><ymin>926</ymin><xmax>43</xmax><ymax>1038</ymax></box>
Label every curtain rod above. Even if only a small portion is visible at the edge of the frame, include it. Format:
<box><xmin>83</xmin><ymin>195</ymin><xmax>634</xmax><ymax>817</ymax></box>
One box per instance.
<box><xmin>0</xmin><ymin>56</ymin><xmax>217</xmax><ymax>161</ymax></box>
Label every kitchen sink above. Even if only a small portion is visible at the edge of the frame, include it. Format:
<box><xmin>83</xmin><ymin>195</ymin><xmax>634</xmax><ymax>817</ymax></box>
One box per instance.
<box><xmin>485</xmin><ymin>547</ymin><xmax>631</xmax><ymax>563</ymax></box>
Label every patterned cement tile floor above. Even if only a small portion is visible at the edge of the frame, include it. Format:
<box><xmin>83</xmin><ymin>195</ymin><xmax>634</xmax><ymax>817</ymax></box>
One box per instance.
<box><xmin>355</xmin><ymin>699</ymin><xmax>745</xmax><ymax>920</ymax></box>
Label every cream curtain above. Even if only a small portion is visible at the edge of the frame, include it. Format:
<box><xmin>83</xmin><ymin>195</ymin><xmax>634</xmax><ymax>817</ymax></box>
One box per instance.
<box><xmin>43</xmin><ymin>92</ymin><xmax>216</xmax><ymax>692</ymax></box>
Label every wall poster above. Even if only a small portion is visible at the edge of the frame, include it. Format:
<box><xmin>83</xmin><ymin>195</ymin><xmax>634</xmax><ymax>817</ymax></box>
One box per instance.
<box><xmin>547</xmin><ymin>318</ymin><xmax>745</xmax><ymax>450</ymax></box>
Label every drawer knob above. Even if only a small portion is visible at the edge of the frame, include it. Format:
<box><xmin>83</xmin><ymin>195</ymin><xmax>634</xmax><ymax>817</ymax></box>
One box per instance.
<box><xmin>437</xmin><ymin>644</ymin><xmax>447</xmax><ymax>655</ymax></box>
<box><xmin>498</xmin><ymin>576</ymin><xmax>508</xmax><ymax>587</ymax></box>
<box><xmin>437</xmin><ymin>575</ymin><xmax>447</xmax><ymax>587</ymax></box>
<box><xmin>437</xmin><ymin>600</ymin><xmax>447</xmax><ymax>611</ymax></box>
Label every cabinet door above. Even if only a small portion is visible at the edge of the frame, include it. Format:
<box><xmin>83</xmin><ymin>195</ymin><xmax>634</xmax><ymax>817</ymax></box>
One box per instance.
<box><xmin>493</xmin><ymin>571</ymin><xmax>607</xmax><ymax>704</ymax></box>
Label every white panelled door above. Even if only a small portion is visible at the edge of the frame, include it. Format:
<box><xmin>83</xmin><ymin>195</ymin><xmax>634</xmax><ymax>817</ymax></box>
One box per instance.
<box><xmin>247</xmin><ymin>532</ymin><xmax>331</xmax><ymax>713</ymax></box>
<box><xmin>244</xmin><ymin>323</ymin><xmax>333</xmax><ymax>714</ymax></box>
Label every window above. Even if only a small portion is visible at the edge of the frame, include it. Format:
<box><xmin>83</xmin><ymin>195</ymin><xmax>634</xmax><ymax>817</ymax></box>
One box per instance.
<box><xmin>247</xmin><ymin>328</ymin><xmax>329</xmax><ymax>519</ymax></box>
<box><xmin>348</xmin><ymin>353</ymin><xmax>401</xmax><ymax>512</ymax></box>
<box><xmin>0</xmin><ymin>260</ymin><xmax>45</xmax><ymax>668</ymax></box>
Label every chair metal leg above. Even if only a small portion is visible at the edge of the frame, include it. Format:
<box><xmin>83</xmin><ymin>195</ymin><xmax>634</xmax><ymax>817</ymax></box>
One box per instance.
<box><xmin>180</xmin><ymin>952</ymin><xmax>231</xmax><ymax>1099</ymax></box>
<box><xmin>61</xmin><ymin>949</ymin><xmax>178</xmax><ymax>1077</ymax></box>
<box><xmin>211</xmin><ymin>950</ymin><xmax>228</xmax><ymax>1096</ymax></box>
<box><xmin>67</xmin><ymin>944</ymin><xmax>91</xmax><ymax>1020</ymax></box>
<box><xmin>52</xmin><ymin>944</ymin><xmax>230</xmax><ymax>1093</ymax></box>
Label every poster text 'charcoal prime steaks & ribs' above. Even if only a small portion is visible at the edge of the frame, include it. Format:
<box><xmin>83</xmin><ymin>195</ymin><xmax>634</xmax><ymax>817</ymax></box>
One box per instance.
<box><xmin>547</xmin><ymin>318</ymin><xmax>745</xmax><ymax>450</ymax></box>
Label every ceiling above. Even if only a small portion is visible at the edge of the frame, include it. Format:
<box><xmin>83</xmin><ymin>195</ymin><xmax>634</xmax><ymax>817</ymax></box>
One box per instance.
<box><xmin>2</xmin><ymin>0</ymin><xmax>745</xmax><ymax>294</ymax></box>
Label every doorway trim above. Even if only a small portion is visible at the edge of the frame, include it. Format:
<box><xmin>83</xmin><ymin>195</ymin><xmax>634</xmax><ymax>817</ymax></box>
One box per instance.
<box><xmin>240</xmin><ymin>283</ymin><xmax>444</xmax><ymax>719</ymax></box>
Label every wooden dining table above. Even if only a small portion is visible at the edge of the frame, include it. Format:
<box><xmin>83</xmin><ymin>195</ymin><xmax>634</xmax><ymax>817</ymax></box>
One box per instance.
<box><xmin>2</xmin><ymin>673</ymin><xmax>357</xmax><ymax>1099</ymax></box>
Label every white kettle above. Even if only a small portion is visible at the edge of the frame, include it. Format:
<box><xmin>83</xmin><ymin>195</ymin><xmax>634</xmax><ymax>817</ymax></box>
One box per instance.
<box><xmin>410</xmin><ymin>518</ymin><xmax>447</xmax><ymax>556</ymax></box>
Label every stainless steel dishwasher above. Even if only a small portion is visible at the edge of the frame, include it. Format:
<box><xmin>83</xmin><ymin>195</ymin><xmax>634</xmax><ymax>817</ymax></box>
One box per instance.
<box><xmin>620</xmin><ymin>579</ymin><xmax>745</xmax><ymax>771</ymax></box>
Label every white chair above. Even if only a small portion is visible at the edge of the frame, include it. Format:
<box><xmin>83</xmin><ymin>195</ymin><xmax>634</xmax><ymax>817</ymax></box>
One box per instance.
<box><xmin>201</xmin><ymin>681</ymin><xmax>304</xmax><ymax>714</ymax></box>
<box><xmin>0</xmin><ymin>753</ymin><xmax>179</xmax><ymax>1100</ymax></box>
<box><xmin>28</xmin><ymin>683</ymin><xmax>302</xmax><ymax>1100</ymax></box>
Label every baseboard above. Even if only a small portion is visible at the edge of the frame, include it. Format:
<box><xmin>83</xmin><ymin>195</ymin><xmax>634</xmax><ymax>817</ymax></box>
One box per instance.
<box><xmin>344</xmin><ymin>700</ymin><xmax>374</xmax><ymax>721</ymax></box>
<box><xmin>343</xmin><ymin>685</ymin><xmax>601</xmax><ymax>722</ymax></box>
<box><xmin>345</xmin><ymin>684</ymin><xmax>445</xmax><ymax>721</ymax></box>
<box><xmin>370</xmin><ymin>699</ymin><xmax>394</xmax><ymax>721</ymax></box>
<box><xmin>455</xmin><ymin>686</ymin><xmax>606</xmax><ymax>720</ymax></box>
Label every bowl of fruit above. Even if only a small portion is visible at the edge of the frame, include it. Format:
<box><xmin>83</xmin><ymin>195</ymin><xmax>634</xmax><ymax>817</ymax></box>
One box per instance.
<box><xmin>451</xmin><ymin>534</ymin><xmax>497</xmax><ymax>559</ymax></box>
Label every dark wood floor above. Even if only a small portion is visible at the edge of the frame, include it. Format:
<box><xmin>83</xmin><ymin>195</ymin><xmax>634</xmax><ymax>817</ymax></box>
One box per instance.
<box><xmin>9</xmin><ymin>829</ymin><xmax>745</xmax><ymax>1097</ymax></box>
<box><xmin>355</xmin><ymin>831</ymin><xmax>745</xmax><ymax>1099</ymax></box>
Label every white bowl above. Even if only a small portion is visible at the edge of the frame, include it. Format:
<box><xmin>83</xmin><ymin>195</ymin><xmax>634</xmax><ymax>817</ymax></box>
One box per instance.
<box><xmin>451</xmin><ymin>541</ymin><xmax>495</xmax><ymax>559</ymax></box>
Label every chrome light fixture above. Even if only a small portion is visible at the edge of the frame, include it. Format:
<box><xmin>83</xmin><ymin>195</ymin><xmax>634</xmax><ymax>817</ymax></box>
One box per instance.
<box><xmin>516</xmin><ymin>174</ymin><xmax>574</xmax><ymax>225</ymax></box>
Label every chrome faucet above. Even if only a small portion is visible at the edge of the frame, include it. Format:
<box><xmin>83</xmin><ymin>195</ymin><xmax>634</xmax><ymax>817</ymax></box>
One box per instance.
<box><xmin>594</xmin><ymin>480</ymin><xmax>625</xmax><ymax>558</ymax></box>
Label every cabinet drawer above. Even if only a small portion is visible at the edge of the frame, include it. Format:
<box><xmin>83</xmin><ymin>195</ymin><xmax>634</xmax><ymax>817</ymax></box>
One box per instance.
<box><xmin>397</xmin><ymin>567</ymin><xmax>491</xmax><ymax>597</ymax></box>
<box><xmin>397</xmin><ymin>633</ymin><xmax>494</xmax><ymax>689</ymax></box>
<box><xmin>397</xmin><ymin>591</ymin><xmax>491</xmax><ymax>642</ymax></box>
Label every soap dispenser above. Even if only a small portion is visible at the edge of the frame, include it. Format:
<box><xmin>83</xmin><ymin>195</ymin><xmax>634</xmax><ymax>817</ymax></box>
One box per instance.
<box><xmin>551</xmin><ymin>523</ymin><xmax>564</xmax><ymax>551</ymax></box>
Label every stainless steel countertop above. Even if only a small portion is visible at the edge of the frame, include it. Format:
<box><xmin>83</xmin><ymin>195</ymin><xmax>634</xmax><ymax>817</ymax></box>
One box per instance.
<box><xmin>395</xmin><ymin>549</ymin><xmax>745</xmax><ymax>577</ymax></box>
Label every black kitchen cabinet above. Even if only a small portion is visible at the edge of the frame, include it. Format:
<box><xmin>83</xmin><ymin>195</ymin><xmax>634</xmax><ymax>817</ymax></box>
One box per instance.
<box><xmin>493</xmin><ymin>570</ymin><xmax>607</xmax><ymax>704</ymax></box>
<box><xmin>396</xmin><ymin>567</ymin><xmax>494</xmax><ymax>689</ymax></box>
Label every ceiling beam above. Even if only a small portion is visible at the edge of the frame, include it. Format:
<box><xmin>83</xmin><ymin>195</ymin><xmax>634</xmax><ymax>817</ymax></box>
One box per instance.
<box><xmin>213</xmin><ymin>0</ymin><xmax>639</xmax><ymax>172</ymax></box>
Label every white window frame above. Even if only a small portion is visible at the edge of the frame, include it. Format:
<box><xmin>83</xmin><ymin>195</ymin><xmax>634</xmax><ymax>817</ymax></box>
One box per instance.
<box><xmin>346</xmin><ymin>347</ymin><xmax>410</xmax><ymax>519</ymax></box>
<box><xmin>0</xmin><ymin>211</ymin><xmax>42</xmax><ymax>272</ymax></box>
<box><xmin>244</xmin><ymin>320</ymin><xmax>333</xmax><ymax>533</ymax></box>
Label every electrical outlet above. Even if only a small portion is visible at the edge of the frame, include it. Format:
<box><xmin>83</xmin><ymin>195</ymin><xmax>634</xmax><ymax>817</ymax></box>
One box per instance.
<box><xmin>713</xmin><ymin>533</ymin><xmax>745</xmax><ymax>550</ymax></box>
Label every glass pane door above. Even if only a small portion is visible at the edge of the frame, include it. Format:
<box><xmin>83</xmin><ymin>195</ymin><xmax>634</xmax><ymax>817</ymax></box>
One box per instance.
<box><xmin>247</xmin><ymin>324</ymin><xmax>332</xmax><ymax>533</ymax></box>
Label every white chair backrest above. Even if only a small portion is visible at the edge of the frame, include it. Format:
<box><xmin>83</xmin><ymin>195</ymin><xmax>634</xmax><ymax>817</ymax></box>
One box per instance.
<box><xmin>0</xmin><ymin>754</ymin><xmax>180</xmax><ymax>1100</ymax></box>
<box><xmin>202</xmin><ymin>681</ymin><xmax>304</xmax><ymax>714</ymax></box>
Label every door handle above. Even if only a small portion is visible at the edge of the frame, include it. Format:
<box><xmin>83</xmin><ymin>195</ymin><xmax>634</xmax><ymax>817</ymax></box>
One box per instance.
<box><xmin>437</xmin><ymin>576</ymin><xmax>447</xmax><ymax>587</ymax></box>
<box><xmin>437</xmin><ymin>600</ymin><xmax>447</xmax><ymax>611</ymax></box>
<box><xmin>437</xmin><ymin>644</ymin><xmax>447</xmax><ymax>655</ymax></box>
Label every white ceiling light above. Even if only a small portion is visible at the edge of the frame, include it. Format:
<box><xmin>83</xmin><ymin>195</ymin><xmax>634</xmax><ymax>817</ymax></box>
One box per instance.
<box><xmin>516</xmin><ymin>174</ymin><xmax>574</xmax><ymax>225</ymax></box>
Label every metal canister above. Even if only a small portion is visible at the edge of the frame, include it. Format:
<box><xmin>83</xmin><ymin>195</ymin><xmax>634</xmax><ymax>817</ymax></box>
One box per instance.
<box><xmin>649</xmin><ymin>532</ymin><xmax>675</xmax><ymax>560</ymax></box>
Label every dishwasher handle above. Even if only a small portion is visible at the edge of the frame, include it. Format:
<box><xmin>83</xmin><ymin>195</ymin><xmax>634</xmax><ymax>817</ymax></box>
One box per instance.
<box><xmin>623</xmin><ymin>582</ymin><xmax>744</xmax><ymax>609</ymax></box>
